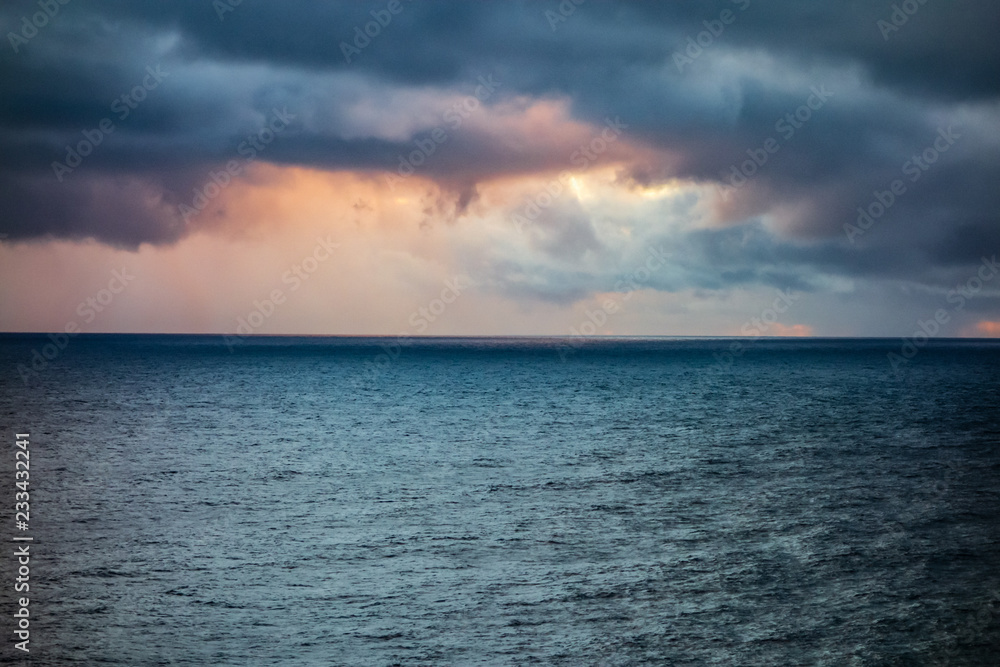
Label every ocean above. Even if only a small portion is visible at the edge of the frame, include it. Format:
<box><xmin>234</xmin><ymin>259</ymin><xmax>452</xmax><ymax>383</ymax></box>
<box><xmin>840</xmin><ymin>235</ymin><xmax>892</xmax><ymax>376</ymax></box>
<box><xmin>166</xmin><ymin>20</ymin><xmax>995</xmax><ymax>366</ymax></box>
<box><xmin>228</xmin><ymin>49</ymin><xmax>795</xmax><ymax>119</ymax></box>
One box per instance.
<box><xmin>1</xmin><ymin>335</ymin><xmax>999</xmax><ymax>665</ymax></box>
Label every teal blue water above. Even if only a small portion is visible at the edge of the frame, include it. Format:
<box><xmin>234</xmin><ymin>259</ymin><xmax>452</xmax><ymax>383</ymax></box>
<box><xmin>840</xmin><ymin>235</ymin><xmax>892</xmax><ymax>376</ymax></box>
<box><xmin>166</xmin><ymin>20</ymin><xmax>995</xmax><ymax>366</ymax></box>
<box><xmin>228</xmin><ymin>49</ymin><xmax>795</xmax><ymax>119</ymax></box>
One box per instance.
<box><xmin>1</xmin><ymin>335</ymin><xmax>999</xmax><ymax>665</ymax></box>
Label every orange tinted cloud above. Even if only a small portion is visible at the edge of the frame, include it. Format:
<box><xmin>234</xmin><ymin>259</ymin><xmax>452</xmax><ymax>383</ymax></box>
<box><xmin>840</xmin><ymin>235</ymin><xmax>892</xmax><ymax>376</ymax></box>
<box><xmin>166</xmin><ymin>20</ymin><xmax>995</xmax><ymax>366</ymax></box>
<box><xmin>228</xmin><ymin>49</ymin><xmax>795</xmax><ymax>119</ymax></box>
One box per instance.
<box><xmin>973</xmin><ymin>321</ymin><xmax>1000</xmax><ymax>337</ymax></box>
<box><xmin>770</xmin><ymin>323</ymin><xmax>814</xmax><ymax>337</ymax></box>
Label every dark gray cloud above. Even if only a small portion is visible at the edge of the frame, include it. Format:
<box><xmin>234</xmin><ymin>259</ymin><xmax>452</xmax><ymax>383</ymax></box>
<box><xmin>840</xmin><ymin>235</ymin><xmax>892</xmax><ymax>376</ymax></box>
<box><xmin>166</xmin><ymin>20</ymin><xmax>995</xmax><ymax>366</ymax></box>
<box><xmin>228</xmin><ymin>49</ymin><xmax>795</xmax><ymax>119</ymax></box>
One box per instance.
<box><xmin>0</xmin><ymin>0</ymin><xmax>997</xmax><ymax>305</ymax></box>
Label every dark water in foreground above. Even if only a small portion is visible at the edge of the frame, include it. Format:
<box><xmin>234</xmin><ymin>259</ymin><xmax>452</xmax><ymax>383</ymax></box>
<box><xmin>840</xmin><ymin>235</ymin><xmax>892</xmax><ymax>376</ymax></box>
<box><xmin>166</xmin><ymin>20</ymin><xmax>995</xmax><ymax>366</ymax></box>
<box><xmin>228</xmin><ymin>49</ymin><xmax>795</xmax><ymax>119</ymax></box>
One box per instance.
<box><xmin>1</xmin><ymin>335</ymin><xmax>999</xmax><ymax>665</ymax></box>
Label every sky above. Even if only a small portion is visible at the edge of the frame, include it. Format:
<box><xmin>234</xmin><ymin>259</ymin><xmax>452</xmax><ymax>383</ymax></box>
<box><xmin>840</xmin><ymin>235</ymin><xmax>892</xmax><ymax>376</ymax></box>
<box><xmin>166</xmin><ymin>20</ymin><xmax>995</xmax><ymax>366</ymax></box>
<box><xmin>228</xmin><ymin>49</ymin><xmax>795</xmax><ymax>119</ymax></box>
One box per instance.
<box><xmin>1</xmin><ymin>0</ymin><xmax>999</xmax><ymax>337</ymax></box>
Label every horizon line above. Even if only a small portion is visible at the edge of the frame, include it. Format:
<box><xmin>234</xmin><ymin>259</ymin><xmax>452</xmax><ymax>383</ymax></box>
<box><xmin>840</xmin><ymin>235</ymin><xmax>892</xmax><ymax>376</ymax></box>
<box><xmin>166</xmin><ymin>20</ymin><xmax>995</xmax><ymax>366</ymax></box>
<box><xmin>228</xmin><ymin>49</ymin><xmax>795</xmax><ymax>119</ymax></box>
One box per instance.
<box><xmin>2</xmin><ymin>332</ymin><xmax>1000</xmax><ymax>341</ymax></box>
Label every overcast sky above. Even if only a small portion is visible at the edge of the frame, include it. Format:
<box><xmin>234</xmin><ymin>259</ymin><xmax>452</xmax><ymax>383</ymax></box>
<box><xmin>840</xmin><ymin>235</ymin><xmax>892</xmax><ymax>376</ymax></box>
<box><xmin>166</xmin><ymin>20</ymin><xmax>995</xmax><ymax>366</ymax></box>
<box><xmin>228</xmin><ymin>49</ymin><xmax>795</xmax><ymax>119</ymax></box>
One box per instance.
<box><xmin>1</xmin><ymin>0</ymin><xmax>999</xmax><ymax>337</ymax></box>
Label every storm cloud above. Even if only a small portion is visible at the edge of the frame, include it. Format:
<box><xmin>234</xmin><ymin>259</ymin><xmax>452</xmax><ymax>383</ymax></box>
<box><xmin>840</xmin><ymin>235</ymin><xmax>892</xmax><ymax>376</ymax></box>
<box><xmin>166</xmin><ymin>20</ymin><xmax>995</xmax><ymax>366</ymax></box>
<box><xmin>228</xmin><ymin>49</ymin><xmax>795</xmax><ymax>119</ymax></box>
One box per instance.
<box><xmin>1</xmin><ymin>0</ymin><xmax>998</xmax><ymax>304</ymax></box>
